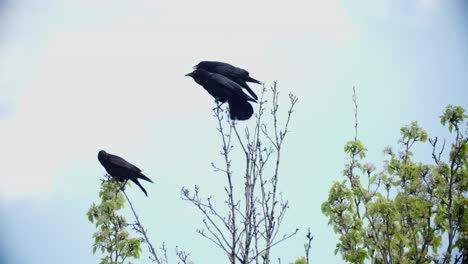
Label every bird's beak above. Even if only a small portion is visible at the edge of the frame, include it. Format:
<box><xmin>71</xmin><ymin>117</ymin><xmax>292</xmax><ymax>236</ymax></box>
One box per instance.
<box><xmin>192</xmin><ymin>65</ymin><xmax>197</xmax><ymax>69</ymax></box>
<box><xmin>185</xmin><ymin>73</ymin><xmax>193</xmax><ymax>77</ymax></box>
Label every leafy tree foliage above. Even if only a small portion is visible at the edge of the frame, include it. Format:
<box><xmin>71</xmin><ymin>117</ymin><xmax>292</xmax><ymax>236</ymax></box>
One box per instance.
<box><xmin>322</xmin><ymin>104</ymin><xmax>467</xmax><ymax>264</ymax></box>
<box><xmin>87</xmin><ymin>180</ymin><xmax>142</xmax><ymax>264</ymax></box>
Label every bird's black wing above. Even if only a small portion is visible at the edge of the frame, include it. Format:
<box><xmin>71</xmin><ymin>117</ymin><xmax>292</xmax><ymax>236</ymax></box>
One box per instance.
<box><xmin>214</xmin><ymin>64</ymin><xmax>250</xmax><ymax>78</ymax></box>
<box><xmin>210</xmin><ymin>62</ymin><xmax>261</xmax><ymax>91</ymax></box>
<box><xmin>197</xmin><ymin>61</ymin><xmax>250</xmax><ymax>78</ymax></box>
<box><xmin>107</xmin><ymin>153</ymin><xmax>141</xmax><ymax>172</ymax></box>
<box><xmin>211</xmin><ymin>64</ymin><xmax>259</xmax><ymax>100</ymax></box>
<box><xmin>210</xmin><ymin>73</ymin><xmax>256</xmax><ymax>102</ymax></box>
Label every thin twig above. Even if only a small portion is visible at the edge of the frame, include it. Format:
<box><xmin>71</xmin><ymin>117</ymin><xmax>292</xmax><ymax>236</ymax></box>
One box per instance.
<box><xmin>122</xmin><ymin>189</ymin><xmax>162</xmax><ymax>264</ymax></box>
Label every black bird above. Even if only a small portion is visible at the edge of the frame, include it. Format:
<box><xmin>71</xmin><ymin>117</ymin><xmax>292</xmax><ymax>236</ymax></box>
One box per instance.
<box><xmin>97</xmin><ymin>150</ymin><xmax>153</xmax><ymax>197</ymax></box>
<box><xmin>194</xmin><ymin>61</ymin><xmax>261</xmax><ymax>100</ymax></box>
<box><xmin>186</xmin><ymin>69</ymin><xmax>256</xmax><ymax>120</ymax></box>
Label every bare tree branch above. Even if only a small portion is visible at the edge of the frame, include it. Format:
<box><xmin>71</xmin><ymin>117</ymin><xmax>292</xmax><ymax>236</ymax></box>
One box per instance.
<box><xmin>122</xmin><ymin>189</ymin><xmax>162</xmax><ymax>264</ymax></box>
<box><xmin>183</xmin><ymin>82</ymin><xmax>298</xmax><ymax>264</ymax></box>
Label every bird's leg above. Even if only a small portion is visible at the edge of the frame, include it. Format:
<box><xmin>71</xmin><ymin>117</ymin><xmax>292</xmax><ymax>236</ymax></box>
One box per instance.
<box><xmin>119</xmin><ymin>179</ymin><xmax>128</xmax><ymax>191</ymax></box>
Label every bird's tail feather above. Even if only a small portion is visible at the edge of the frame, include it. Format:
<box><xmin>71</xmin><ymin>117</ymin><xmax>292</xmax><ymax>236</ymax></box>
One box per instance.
<box><xmin>137</xmin><ymin>172</ymin><xmax>153</xmax><ymax>183</ymax></box>
<box><xmin>238</xmin><ymin>82</ymin><xmax>257</xmax><ymax>102</ymax></box>
<box><xmin>243</xmin><ymin>85</ymin><xmax>258</xmax><ymax>101</ymax></box>
<box><xmin>246</xmin><ymin>76</ymin><xmax>261</xmax><ymax>84</ymax></box>
<box><xmin>228</xmin><ymin>97</ymin><xmax>254</xmax><ymax>121</ymax></box>
<box><xmin>130</xmin><ymin>177</ymin><xmax>148</xmax><ymax>197</ymax></box>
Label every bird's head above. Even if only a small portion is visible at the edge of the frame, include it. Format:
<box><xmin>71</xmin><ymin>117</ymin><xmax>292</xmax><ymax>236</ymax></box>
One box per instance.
<box><xmin>185</xmin><ymin>69</ymin><xmax>211</xmax><ymax>81</ymax></box>
<box><xmin>185</xmin><ymin>71</ymin><xmax>194</xmax><ymax>78</ymax></box>
<box><xmin>97</xmin><ymin>150</ymin><xmax>107</xmax><ymax>163</ymax></box>
<box><xmin>193</xmin><ymin>61</ymin><xmax>206</xmax><ymax>69</ymax></box>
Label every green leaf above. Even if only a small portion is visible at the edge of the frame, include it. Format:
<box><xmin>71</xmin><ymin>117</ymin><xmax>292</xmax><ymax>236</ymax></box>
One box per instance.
<box><xmin>439</xmin><ymin>205</ymin><xmax>448</xmax><ymax>215</ymax></box>
<box><xmin>442</xmin><ymin>197</ymin><xmax>449</xmax><ymax>205</ymax></box>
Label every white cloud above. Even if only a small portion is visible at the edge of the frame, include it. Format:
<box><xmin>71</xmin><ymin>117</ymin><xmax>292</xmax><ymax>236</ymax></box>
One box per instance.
<box><xmin>0</xmin><ymin>28</ymin><xmax>161</xmax><ymax>199</ymax></box>
<box><xmin>0</xmin><ymin>0</ymin><xmax>356</xmax><ymax>200</ymax></box>
<box><xmin>154</xmin><ymin>0</ymin><xmax>355</xmax><ymax>42</ymax></box>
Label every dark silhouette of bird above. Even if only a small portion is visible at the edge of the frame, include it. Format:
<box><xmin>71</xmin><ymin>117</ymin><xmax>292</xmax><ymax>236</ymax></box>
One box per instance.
<box><xmin>97</xmin><ymin>150</ymin><xmax>153</xmax><ymax>196</ymax></box>
<box><xmin>194</xmin><ymin>61</ymin><xmax>261</xmax><ymax>100</ymax></box>
<box><xmin>186</xmin><ymin>69</ymin><xmax>256</xmax><ymax>120</ymax></box>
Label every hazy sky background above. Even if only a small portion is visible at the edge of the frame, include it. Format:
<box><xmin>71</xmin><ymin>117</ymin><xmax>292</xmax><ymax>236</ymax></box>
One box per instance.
<box><xmin>0</xmin><ymin>0</ymin><xmax>467</xmax><ymax>263</ymax></box>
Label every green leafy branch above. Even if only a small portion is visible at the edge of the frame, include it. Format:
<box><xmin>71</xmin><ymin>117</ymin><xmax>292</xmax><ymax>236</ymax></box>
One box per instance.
<box><xmin>322</xmin><ymin>90</ymin><xmax>467</xmax><ymax>264</ymax></box>
<box><xmin>87</xmin><ymin>179</ymin><xmax>142</xmax><ymax>264</ymax></box>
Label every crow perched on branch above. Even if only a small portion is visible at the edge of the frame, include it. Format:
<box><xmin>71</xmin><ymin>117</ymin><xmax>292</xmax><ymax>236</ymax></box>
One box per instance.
<box><xmin>186</xmin><ymin>69</ymin><xmax>256</xmax><ymax>120</ymax></box>
<box><xmin>194</xmin><ymin>61</ymin><xmax>261</xmax><ymax>100</ymax></box>
<box><xmin>97</xmin><ymin>150</ymin><xmax>153</xmax><ymax>197</ymax></box>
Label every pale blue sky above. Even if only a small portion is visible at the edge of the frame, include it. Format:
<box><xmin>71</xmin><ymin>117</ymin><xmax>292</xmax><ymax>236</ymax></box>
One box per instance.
<box><xmin>0</xmin><ymin>0</ymin><xmax>467</xmax><ymax>263</ymax></box>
